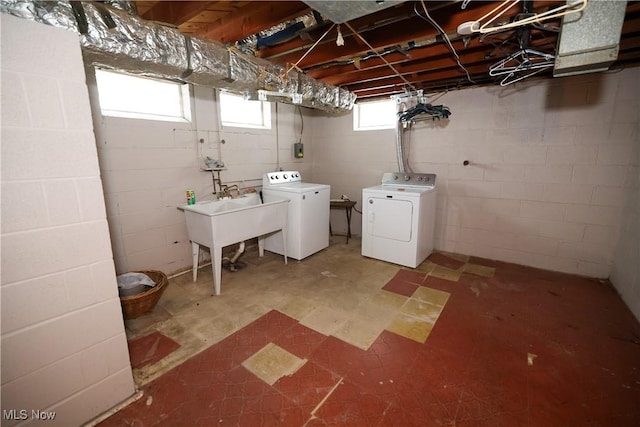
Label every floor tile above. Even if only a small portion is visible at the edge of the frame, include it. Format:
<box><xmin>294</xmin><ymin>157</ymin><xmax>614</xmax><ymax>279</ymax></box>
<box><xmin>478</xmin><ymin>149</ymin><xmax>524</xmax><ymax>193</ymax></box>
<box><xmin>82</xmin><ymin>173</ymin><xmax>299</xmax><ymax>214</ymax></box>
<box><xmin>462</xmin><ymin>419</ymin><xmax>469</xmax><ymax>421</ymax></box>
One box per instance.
<box><xmin>412</xmin><ymin>285</ymin><xmax>450</xmax><ymax>306</ymax></box>
<box><xmin>382</xmin><ymin>277</ymin><xmax>419</xmax><ymax>297</ymax></box>
<box><xmin>463</xmin><ymin>262</ymin><xmax>496</xmax><ymax>278</ymax></box>
<box><xmin>386</xmin><ymin>313</ymin><xmax>434</xmax><ymax>343</ymax></box>
<box><xmin>429</xmin><ymin>265</ymin><xmax>463</xmax><ymax>282</ymax></box>
<box><xmin>401</xmin><ymin>298</ymin><xmax>444</xmax><ymax>323</ymax></box>
<box><xmin>127</xmin><ymin>331</ymin><xmax>181</xmax><ymax>369</ymax></box>
<box><xmin>100</xmin><ymin>239</ymin><xmax>640</xmax><ymax>427</ymax></box>
<box><xmin>272</xmin><ymin>322</ymin><xmax>327</xmax><ymax>360</ymax></box>
<box><xmin>332</xmin><ymin>316</ymin><xmax>386</xmax><ymax>350</ymax></box>
<box><xmin>393</xmin><ymin>268</ymin><xmax>427</xmax><ymax>284</ymax></box>
<box><xmin>369</xmin><ymin>289</ymin><xmax>409</xmax><ymax>310</ymax></box>
<box><xmin>299</xmin><ymin>305</ymin><xmax>349</xmax><ymax>336</ymax></box>
<box><xmin>241</xmin><ymin>342</ymin><xmax>307</xmax><ymax>386</ymax></box>
<box><xmin>277</xmin><ymin>296</ymin><xmax>318</xmax><ymax>320</ymax></box>
<box><xmin>311</xmin><ymin>379</ymin><xmax>389</xmax><ymax>426</ymax></box>
<box><xmin>309</xmin><ymin>335</ymin><xmax>366</xmax><ymax>377</ymax></box>
<box><xmin>274</xmin><ymin>360</ymin><xmax>341</xmax><ymax>416</ymax></box>
<box><xmin>415</xmin><ymin>259</ymin><xmax>437</xmax><ymax>274</ymax></box>
<box><xmin>428</xmin><ymin>251</ymin><xmax>467</xmax><ymax>269</ymax></box>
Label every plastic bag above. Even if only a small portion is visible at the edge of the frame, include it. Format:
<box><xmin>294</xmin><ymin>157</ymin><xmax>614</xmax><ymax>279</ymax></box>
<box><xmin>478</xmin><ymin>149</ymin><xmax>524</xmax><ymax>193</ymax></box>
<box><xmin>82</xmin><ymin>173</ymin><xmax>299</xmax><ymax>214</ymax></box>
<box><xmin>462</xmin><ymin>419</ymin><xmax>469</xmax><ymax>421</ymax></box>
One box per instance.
<box><xmin>117</xmin><ymin>272</ymin><xmax>156</xmax><ymax>289</ymax></box>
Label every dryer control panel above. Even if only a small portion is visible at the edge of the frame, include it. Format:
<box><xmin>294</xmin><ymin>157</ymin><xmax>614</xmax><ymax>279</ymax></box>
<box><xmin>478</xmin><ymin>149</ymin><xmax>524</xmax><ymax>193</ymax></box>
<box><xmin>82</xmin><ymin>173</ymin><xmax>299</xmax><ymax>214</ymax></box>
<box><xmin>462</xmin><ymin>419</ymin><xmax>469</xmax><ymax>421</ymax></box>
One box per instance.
<box><xmin>381</xmin><ymin>172</ymin><xmax>436</xmax><ymax>188</ymax></box>
<box><xmin>263</xmin><ymin>171</ymin><xmax>302</xmax><ymax>186</ymax></box>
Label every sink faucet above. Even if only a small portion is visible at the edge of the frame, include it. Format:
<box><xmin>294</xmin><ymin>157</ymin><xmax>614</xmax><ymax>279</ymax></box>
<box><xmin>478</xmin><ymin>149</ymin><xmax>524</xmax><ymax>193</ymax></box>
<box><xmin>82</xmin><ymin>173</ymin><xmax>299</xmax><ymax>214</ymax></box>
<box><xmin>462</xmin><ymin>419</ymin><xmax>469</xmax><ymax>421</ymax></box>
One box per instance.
<box><xmin>218</xmin><ymin>184</ymin><xmax>239</xmax><ymax>199</ymax></box>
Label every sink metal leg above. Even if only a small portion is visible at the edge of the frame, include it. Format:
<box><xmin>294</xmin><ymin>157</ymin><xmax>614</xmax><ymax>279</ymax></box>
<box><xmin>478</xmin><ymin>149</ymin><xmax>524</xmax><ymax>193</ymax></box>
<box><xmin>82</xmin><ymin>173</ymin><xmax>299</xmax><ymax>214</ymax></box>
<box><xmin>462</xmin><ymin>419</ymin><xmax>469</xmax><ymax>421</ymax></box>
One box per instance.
<box><xmin>212</xmin><ymin>245</ymin><xmax>223</xmax><ymax>296</ymax></box>
<box><xmin>258</xmin><ymin>236</ymin><xmax>264</xmax><ymax>257</ymax></box>
<box><xmin>191</xmin><ymin>241</ymin><xmax>199</xmax><ymax>282</ymax></box>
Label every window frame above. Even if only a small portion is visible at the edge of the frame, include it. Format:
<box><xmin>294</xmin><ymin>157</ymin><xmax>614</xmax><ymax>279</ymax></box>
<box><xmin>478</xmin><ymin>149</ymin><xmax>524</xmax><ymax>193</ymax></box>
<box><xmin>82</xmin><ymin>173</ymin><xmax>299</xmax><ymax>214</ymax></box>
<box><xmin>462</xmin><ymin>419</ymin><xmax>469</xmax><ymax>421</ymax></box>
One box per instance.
<box><xmin>94</xmin><ymin>68</ymin><xmax>192</xmax><ymax>123</ymax></box>
<box><xmin>353</xmin><ymin>98</ymin><xmax>397</xmax><ymax>131</ymax></box>
<box><xmin>218</xmin><ymin>90</ymin><xmax>272</xmax><ymax>130</ymax></box>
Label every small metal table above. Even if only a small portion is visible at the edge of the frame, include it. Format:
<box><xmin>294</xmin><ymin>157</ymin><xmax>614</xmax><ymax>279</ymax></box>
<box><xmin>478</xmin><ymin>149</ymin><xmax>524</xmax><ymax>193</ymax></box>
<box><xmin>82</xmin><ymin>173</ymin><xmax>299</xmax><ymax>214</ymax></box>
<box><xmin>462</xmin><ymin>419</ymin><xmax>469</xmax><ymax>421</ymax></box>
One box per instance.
<box><xmin>329</xmin><ymin>200</ymin><xmax>356</xmax><ymax>244</ymax></box>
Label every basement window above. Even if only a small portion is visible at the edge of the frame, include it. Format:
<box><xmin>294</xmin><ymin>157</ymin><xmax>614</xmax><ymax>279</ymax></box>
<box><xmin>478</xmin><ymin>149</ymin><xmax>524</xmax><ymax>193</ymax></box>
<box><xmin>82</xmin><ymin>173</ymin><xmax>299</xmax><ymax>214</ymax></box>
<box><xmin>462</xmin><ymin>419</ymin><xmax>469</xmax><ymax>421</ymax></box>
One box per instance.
<box><xmin>353</xmin><ymin>98</ymin><xmax>396</xmax><ymax>131</ymax></box>
<box><xmin>219</xmin><ymin>90</ymin><xmax>272</xmax><ymax>129</ymax></box>
<box><xmin>95</xmin><ymin>69</ymin><xmax>191</xmax><ymax>122</ymax></box>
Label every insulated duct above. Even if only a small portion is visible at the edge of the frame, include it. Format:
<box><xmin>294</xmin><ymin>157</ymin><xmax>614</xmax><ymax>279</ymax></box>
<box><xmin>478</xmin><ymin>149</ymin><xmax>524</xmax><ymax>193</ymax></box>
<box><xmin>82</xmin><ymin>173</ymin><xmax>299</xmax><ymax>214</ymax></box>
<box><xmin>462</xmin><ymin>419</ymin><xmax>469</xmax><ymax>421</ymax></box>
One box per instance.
<box><xmin>554</xmin><ymin>0</ymin><xmax>627</xmax><ymax>77</ymax></box>
<box><xmin>0</xmin><ymin>0</ymin><xmax>356</xmax><ymax>112</ymax></box>
<box><xmin>303</xmin><ymin>0</ymin><xmax>405</xmax><ymax>24</ymax></box>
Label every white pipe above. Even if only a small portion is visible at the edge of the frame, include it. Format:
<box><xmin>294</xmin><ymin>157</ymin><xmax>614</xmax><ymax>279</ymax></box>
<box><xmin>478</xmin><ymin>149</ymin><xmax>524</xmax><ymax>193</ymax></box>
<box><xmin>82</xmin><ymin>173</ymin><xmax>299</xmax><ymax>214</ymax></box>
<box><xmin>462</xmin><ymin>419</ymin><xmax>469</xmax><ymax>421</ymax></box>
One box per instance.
<box><xmin>230</xmin><ymin>242</ymin><xmax>246</xmax><ymax>264</ymax></box>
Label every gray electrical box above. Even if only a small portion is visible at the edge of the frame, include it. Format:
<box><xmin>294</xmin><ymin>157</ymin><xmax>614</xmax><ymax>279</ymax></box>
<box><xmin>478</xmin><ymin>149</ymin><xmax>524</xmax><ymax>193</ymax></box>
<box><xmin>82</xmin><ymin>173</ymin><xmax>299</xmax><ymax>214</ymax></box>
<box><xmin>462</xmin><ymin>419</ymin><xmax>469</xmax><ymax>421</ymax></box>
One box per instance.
<box><xmin>554</xmin><ymin>0</ymin><xmax>627</xmax><ymax>77</ymax></box>
<box><xmin>294</xmin><ymin>142</ymin><xmax>304</xmax><ymax>159</ymax></box>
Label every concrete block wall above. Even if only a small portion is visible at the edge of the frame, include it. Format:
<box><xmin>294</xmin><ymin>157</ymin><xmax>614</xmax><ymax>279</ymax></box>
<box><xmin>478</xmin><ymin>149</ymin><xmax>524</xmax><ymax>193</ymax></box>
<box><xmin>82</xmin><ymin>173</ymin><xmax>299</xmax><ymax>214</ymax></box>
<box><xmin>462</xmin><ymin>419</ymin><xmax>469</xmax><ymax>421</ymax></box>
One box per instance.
<box><xmin>610</xmin><ymin>152</ymin><xmax>640</xmax><ymax>320</ymax></box>
<box><xmin>311</xmin><ymin>68</ymin><xmax>639</xmax><ymax>280</ymax></box>
<box><xmin>87</xmin><ymin>80</ymin><xmax>310</xmax><ymax>275</ymax></box>
<box><xmin>1</xmin><ymin>15</ymin><xmax>135</xmax><ymax>426</ymax></box>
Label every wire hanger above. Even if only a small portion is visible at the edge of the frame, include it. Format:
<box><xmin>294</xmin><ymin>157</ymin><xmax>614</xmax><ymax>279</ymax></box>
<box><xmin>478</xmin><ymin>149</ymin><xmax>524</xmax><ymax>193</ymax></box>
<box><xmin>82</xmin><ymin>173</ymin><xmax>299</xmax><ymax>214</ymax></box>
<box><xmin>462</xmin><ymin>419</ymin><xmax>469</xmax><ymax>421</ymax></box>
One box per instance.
<box><xmin>489</xmin><ymin>47</ymin><xmax>554</xmax><ymax>76</ymax></box>
<box><xmin>490</xmin><ymin>52</ymin><xmax>554</xmax><ymax>86</ymax></box>
<box><xmin>398</xmin><ymin>103</ymin><xmax>452</xmax><ymax>123</ymax></box>
<box><xmin>460</xmin><ymin>0</ymin><xmax>587</xmax><ymax>35</ymax></box>
<box><xmin>485</xmin><ymin>1</ymin><xmax>556</xmax><ymax>87</ymax></box>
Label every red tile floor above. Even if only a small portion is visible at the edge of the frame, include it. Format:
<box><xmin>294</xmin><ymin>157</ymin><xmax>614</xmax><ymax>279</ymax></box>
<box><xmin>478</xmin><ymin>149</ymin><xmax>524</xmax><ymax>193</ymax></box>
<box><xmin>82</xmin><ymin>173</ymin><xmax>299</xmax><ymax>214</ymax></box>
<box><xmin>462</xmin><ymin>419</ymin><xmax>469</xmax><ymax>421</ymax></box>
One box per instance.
<box><xmin>101</xmin><ymin>253</ymin><xmax>640</xmax><ymax>426</ymax></box>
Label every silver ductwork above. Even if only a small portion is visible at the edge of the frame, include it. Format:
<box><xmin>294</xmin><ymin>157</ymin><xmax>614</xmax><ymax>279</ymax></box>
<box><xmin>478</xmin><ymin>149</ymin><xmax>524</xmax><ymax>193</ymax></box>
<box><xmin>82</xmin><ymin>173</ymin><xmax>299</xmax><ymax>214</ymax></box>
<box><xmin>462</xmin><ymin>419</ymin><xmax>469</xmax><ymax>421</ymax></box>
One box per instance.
<box><xmin>303</xmin><ymin>0</ymin><xmax>405</xmax><ymax>24</ymax></box>
<box><xmin>0</xmin><ymin>0</ymin><xmax>356</xmax><ymax>112</ymax></box>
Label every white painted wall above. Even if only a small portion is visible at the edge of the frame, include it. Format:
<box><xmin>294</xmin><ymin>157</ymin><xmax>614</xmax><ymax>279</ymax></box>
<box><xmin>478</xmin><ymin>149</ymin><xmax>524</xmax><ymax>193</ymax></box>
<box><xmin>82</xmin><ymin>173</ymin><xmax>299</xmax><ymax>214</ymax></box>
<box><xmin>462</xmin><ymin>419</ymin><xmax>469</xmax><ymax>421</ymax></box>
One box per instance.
<box><xmin>86</xmin><ymin>76</ymin><xmax>310</xmax><ymax>275</ymax></box>
<box><xmin>83</xmin><ymin>30</ymin><xmax>638</xmax><ymax>319</ymax></box>
<box><xmin>0</xmin><ymin>15</ymin><xmax>135</xmax><ymax>426</ymax></box>
<box><xmin>311</xmin><ymin>68</ymin><xmax>640</xmax><ymax>281</ymax></box>
<box><xmin>610</xmin><ymin>154</ymin><xmax>640</xmax><ymax>320</ymax></box>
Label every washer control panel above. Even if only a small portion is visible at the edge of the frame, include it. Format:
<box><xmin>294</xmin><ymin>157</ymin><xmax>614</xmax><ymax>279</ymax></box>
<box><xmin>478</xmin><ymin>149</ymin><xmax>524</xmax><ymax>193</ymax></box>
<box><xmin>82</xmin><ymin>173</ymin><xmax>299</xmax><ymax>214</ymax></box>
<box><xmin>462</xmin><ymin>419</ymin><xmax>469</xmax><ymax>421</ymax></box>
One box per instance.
<box><xmin>381</xmin><ymin>172</ymin><xmax>436</xmax><ymax>187</ymax></box>
<box><xmin>263</xmin><ymin>171</ymin><xmax>302</xmax><ymax>186</ymax></box>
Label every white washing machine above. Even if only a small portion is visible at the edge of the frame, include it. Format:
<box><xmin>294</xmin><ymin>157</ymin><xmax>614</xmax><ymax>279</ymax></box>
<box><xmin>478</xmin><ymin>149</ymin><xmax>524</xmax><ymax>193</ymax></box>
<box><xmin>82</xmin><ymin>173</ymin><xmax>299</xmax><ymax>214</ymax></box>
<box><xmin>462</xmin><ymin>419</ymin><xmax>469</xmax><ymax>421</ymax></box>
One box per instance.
<box><xmin>262</xmin><ymin>171</ymin><xmax>330</xmax><ymax>260</ymax></box>
<box><xmin>362</xmin><ymin>172</ymin><xmax>437</xmax><ymax>268</ymax></box>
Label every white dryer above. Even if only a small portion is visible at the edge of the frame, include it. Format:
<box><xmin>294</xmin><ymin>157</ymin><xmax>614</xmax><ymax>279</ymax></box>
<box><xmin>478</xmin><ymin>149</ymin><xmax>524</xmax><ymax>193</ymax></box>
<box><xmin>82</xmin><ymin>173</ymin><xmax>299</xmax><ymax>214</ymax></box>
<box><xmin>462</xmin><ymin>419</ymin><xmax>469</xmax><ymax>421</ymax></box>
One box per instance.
<box><xmin>262</xmin><ymin>171</ymin><xmax>330</xmax><ymax>260</ymax></box>
<box><xmin>362</xmin><ymin>172</ymin><xmax>437</xmax><ymax>268</ymax></box>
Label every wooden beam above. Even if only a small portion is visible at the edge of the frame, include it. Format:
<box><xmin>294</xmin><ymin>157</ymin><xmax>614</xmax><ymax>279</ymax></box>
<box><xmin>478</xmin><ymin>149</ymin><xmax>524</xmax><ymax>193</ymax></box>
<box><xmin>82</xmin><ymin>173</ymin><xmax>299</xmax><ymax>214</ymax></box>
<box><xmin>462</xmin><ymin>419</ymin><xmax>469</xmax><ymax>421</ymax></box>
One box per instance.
<box><xmin>261</xmin><ymin>1</ymin><xmax>561</xmax><ymax>68</ymax></box>
<box><xmin>140</xmin><ymin>1</ymin><xmax>214</xmax><ymax>26</ymax></box>
<box><xmin>199</xmin><ymin>1</ymin><xmax>312</xmax><ymax>43</ymax></box>
<box><xmin>319</xmin><ymin>35</ymin><xmax>557</xmax><ymax>87</ymax></box>
<box><xmin>345</xmin><ymin>62</ymin><xmax>497</xmax><ymax>92</ymax></box>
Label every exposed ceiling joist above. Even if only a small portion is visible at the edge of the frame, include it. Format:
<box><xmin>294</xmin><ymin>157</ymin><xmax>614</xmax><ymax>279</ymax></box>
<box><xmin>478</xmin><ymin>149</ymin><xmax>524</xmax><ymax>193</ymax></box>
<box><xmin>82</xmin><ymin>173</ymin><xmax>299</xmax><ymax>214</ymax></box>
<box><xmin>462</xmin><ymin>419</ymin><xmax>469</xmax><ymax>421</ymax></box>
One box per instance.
<box><xmin>140</xmin><ymin>1</ymin><xmax>213</xmax><ymax>26</ymax></box>
<box><xmin>130</xmin><ymin>0</ymin><xmax>640</xmax><ymax>99</ymax></box>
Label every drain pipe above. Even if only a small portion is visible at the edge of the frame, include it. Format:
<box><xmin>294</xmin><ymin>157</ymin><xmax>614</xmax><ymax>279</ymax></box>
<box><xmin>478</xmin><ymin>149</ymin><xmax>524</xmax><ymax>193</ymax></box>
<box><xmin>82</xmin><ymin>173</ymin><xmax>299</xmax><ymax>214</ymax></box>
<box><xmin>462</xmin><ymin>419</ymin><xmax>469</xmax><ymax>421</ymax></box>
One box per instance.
<box><xmin>223</xmin><ymin>242</ymin><xmax>246</xmax><ymax>272</ymax></box>
<box><xmin>230</xmin><ymin>242</ymin><xmax>246</xmax><ymax>264</ymax></box>
<box><xmin>395</xmin><ymin>119</ymin><xmax>406</xmax><ymax>173</ymax></box>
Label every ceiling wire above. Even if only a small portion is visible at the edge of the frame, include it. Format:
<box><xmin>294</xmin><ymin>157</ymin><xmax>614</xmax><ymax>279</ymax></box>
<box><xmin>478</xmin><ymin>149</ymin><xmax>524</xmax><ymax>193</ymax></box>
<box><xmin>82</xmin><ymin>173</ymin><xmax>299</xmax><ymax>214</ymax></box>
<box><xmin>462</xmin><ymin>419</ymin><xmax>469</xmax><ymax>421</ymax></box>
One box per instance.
<box><xmin>426</xmin><ymin>89</ymin><xmax>449</xmax><ymax>104</ymax></box>
<box><xmin>343</xmin><ymin>21</ymin><xmax>418</xmax><ymax>93</ymax></box>
<box><xmin>296</xmin><ymin>105</ymin><xmax>304</xmax><ymax>143</ymax></box>
<box><xmin>285</xmin><ymin>23</ymin><xmax>336</xmax><ymax>75</ymax></box>
<box><xmin>473</xmin><ymin>0</ymin><xmax>587</xmax><ymax>34</ymax></box>
<box><xmin>416</xmin><ymin>0</ymin><xmax>475</xmax><ymax>85</ymax></box>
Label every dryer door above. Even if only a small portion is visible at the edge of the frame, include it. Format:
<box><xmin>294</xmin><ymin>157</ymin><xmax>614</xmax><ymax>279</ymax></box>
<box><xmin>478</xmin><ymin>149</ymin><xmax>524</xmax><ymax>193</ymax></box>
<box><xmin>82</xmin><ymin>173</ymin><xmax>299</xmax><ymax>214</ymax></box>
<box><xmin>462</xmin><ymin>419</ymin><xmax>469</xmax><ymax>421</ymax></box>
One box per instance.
<box><xmin>366</xmin><ymin>197</ymin><xmax>413</xmax><ymax>242</ymax></box>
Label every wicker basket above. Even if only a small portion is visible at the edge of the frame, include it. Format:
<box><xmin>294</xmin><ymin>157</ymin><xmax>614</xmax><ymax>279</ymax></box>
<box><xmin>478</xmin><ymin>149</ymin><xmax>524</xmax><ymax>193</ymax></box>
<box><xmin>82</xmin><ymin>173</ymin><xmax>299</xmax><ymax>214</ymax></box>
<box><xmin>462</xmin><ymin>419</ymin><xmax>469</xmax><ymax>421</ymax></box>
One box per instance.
<box><xmin>119</xmin><ymin>270</ymin><xmax>169</xmax><ymax>319</ymax></box>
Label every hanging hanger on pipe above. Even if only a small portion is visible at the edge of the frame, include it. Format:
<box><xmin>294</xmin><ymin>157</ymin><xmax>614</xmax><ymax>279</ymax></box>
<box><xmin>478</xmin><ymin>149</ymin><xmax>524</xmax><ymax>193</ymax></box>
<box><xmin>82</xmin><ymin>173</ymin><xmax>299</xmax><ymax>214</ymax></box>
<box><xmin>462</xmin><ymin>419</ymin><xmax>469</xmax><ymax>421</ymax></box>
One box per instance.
<box><xmin>496</xmin><ymin>64</ymin><xmax>551</xmax><ymax>86</ymax></box>
<box><xmin>485</xmin><ymin>1</ymin><xmax>555</xmax><ymax>86</ymax></box>
<box><xmin>489</xmin><ymin>48</ymin><xmax>555</xmax><ymax>76</ymax></box>
<box><xmin>458</xmin><ymin>0</ymin><xmax>587</xmax><ymax>35</ymax></box>
<box><xmin>398</xmin><ymin>103</ymin><xmax>451</xmax><ymax>123</ymax></box>
<box><xmin>488</xmin><ymin>38</ymin><xmax>555</xmax><ymax>86</ymax></box>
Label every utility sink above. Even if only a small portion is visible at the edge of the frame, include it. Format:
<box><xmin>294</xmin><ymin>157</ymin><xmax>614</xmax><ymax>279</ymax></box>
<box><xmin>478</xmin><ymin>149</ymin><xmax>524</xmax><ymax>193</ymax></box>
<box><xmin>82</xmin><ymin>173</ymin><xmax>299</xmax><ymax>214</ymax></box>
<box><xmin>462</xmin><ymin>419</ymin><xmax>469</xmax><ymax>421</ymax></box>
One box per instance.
<box><xmin>178</xmin><ymin>193</ymin><xmax>289</xmax><ymax>295</ymax></box>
